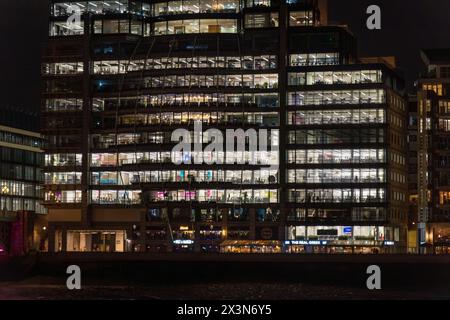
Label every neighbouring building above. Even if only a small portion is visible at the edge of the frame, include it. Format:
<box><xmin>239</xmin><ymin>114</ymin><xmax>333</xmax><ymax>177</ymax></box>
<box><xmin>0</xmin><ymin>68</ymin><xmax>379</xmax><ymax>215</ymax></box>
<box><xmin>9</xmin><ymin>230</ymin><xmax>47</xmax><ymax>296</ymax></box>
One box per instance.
<box><xmin>42</xmin><ymin>0</ymin><xmax>408</xmax><ymax>254</ymax></box>
<box><xmin>407</xmin><ymin>94</ymin><xmax>419</xmax><ymax>252</ymax></box>
<box><xmin>416</xmin><ymin>48</ymin><xmax>450</xmax><ymax>254</ymax></box>
<box><xmin>0</xmin><ymin>108</ymin><xmax>46</xmax><ymax>256</ymax></box>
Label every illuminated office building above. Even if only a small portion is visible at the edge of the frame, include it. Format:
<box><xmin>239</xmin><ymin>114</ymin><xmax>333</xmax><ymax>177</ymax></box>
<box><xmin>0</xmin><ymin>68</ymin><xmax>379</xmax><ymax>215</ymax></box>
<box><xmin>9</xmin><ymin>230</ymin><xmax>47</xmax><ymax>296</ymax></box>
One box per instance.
<box><xmin>417</xmin><ymin>49</ymin><xmax>450</xmax><ymax>254</ymax></box>
<box><xmin>0</xmin><ymin>108</ymin><xmax>46</xmax><ymax>256</ymax></box>
<box><xmin>42</xmin><ymin>0</ymin><xmax>408</xmax><ymax>254</ymax></box>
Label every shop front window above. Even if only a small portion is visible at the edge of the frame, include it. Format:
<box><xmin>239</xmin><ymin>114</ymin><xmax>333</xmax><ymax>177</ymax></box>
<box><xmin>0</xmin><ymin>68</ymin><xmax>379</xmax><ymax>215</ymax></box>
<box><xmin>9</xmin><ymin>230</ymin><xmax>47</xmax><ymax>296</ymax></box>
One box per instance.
<box><xmin>220</xmin><ymin>240</ymin><xmax>282</xmax><ymax>253</ymax></box>
<box><xmin>67</xmin><ymin>230</ymin><xmax>127</xmax><ymax>252</ymax></box>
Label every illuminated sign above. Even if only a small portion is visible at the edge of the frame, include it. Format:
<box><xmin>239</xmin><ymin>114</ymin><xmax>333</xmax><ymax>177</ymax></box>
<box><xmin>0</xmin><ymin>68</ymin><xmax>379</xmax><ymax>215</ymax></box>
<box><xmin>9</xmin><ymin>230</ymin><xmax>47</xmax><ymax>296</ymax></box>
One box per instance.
<box><xmin>343</xmin><ymin>227</ymin><xmax>353</xmax><ymax>234</ymax></box>
<box><xmin>284</xmin><ymin>240</ymin><xmax>328</xmax><ymax>246</ymax></box>
<box><xmin>383</xmin><ymin>241</ymin><xmax>395</xmax><ymax>246</ymax></box>
<box><xmin>173</xmin><ymin>240</ymin><xmax>194</xmax><ymax>245</ymax></box>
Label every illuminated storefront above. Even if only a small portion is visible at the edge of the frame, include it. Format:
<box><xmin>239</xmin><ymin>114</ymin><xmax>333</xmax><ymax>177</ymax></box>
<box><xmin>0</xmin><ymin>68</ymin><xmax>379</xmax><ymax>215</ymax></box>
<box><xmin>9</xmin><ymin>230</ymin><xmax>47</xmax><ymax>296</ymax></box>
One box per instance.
<box><xmin>220</xmin><ymin>240</ymin><xmax>282</xmax><ymax>253</ymax></box>
<box><xmin>64</xmin><ymin>230</ymin><xmax>127</xmax><ymax>252</ymax></box>
<box><xmin>283</xmin><ymin>240</ymin><xmax>395</xmax><ymax>254</ymax></box>
<box><xmin>284</xmin><ymin>225</ymin><xmax>395</xmax><ymax>253</ymax></box>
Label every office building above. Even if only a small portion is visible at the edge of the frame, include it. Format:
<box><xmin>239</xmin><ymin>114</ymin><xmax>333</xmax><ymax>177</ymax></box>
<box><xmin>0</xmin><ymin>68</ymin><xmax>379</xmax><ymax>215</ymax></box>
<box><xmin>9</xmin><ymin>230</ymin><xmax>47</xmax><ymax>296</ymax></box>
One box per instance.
<box><xmin>43</xmin><ymin>0</ymin><xmax>408</xmax><ymax>254</ymax></box>
<box><xmin>0</xmin><ymin>108</ymin><xmax>46</xmax><ymax>256</ymax></box>
<box><xmin>417</xmin><ymin>48</ymin><xmax>450</xmax><ymax>254</ymax></box>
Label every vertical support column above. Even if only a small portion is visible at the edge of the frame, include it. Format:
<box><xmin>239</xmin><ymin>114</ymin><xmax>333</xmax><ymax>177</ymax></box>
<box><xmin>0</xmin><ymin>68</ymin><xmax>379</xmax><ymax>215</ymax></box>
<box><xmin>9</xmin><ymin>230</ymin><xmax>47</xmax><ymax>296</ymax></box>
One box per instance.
<box><xmin>318</xmin><ymin>0</ymin><xmax>328</xmax><ymax>25</ymax></box>
<box><xmin>194</xmin><ymin>223</ymin><xmax>201</xmax><ymax>253</ymax></box>
<box><xmin>140</xmin><ymin>210</ymin><xmax>146</xmax><ymax>252</ymax></box>
<box><xmin>61</xmin><ymin>227</ymin><xmax>67</xmax><ymax>253</ymax></box>
<box><xmin>278</xmin><ymin>0</ymin><xmax>288</xmax><ymax>238</ymax></box>
<box><xmin>249</xmin><ymin>208</ymin><xmax>256</xmax><ymax>240</ymax></box>
<box><xmin>222</xmin><ymin>207</ymin><xmax>228</xmax><ymax>246</ymax></box>
<box><xmin>417</xmin><ymin>91</ymin><xmax>429</xmax><ymax>254</ymax></box>
<box><xmin>222</xmin><ymin>208</ymin><xmax>227</xmax><ymax>253</ymax></box>
<box><xmin>166</xmin><ymin>233</ymin><xmax>174</xmax><ymax>252</ymax></box>
<box><xmin>222</xmin><ymin>208</ymin><xmax>228</xmax><ymax>225</ymax></box>
<box><xmin>81</xmin><ymin>13</ymin><xmax>92</xmax><ymax>228</ymax></box>
<box><xmin>48</xmin><ymin>225</ymin><xmax>56</xmax><ymax>253</ymax></box>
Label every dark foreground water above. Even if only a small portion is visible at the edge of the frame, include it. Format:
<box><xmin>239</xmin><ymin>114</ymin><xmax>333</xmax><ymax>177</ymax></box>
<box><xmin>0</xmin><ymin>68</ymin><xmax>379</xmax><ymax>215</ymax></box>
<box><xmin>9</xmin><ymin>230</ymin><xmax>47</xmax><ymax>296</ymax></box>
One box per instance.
<box><xmin>1</xmin><ymin>255</ymin><xmax>449</xmax><ymax>300</ymax></box>
<box><xmin>0</xmin><ymin>276</ymin><xmax>449</xmax><ymax>300</ymax></box>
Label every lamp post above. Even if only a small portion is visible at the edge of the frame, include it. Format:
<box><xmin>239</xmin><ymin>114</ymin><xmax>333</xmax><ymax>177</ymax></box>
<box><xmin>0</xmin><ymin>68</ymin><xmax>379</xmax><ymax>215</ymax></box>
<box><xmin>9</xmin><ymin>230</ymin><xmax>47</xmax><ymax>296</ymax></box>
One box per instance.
<box><xmin>1</xmin><ymin>184</ymin><xmax>10</xmax><ymax>217</ymax></box>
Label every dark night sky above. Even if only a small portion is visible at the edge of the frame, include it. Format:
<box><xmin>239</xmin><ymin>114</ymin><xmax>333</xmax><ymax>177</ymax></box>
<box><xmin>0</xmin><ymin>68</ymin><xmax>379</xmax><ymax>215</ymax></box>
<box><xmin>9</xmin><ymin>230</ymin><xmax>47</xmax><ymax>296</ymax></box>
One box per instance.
<box><xmin>0</xmin><ymin>0</ymin><xmax>448</xmax><ymax>113</ymax></box>
<box><xmin>328</xmin><ymin>0</ymin><xmax>450</xmax><ymax>88</ymax></box>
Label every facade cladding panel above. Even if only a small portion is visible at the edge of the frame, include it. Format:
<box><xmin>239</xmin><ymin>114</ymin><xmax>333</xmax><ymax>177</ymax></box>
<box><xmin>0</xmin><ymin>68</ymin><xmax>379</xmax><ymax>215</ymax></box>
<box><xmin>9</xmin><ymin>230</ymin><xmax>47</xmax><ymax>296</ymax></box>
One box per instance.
<box><xmin>42</xmin><ymin>0</ymin><xmax>408</xmax><ymax>254</ymax></box>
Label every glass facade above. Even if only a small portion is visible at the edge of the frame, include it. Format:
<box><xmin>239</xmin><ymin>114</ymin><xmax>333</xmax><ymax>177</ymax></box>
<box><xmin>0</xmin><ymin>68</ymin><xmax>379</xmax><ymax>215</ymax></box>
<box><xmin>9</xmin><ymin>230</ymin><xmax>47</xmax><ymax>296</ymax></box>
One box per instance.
<box><xmin>153</xmin><ymin>0</ymin><xmax>239</xmax><ymax>15</ymax></box>
<box><xmin>0</xmin><ymin>126</ymin><xmax>46</xmax><ymax>214</ymax></box>
<box><xmin>416</xmin><ymin>49</ymin><xmax>450</xmax><ymax>253</ymax></box>
<box><xmin>289</xmin><ymin>53</ymin><xmax>340</xmax><ymax>66</ymax></box>
<box><xmin>43</xmin><ymin>0</ymin><xmax>408</xmax><ymax>254</ymax></box>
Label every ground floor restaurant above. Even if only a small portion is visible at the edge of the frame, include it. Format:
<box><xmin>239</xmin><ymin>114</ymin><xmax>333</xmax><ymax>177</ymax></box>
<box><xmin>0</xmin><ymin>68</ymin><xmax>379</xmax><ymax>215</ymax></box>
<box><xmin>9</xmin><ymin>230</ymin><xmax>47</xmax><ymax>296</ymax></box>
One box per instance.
<box><xmin>220</xmin><ymin>240</ymin><xmax>282</xmax><ymax>253</ymax></box>
<box><xmin>283</xmin><ymin>240</ymin><xmax>392</xmax><ymax>254</ymax></box>
<box><xmin>434</xmin><ymin>244</ymin><xmax>450</xmax><ymax>254</ymax></box>
<box><xmin>218</xmin><ymin>240</ymin><xmax>394</xmax><ymax>254</ymax></box>
<box><xmin>429</xmin><ymin>224</ymin><xmax>450</xmax><ymax>254</ymax></box>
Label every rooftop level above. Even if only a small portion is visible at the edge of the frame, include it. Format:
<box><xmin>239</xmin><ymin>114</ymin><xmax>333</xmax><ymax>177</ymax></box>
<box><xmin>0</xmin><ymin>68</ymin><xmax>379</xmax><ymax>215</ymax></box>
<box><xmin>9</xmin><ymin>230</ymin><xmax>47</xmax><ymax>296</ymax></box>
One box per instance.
<box><xmin>421</xmin><ymin>48</ymin><xmax>450</xmax><ymax>65</ymax></box>
<box><xmin>0</xmin><ymin>107</ymin><xmax>40</xmax><ymax>132</ymax></box>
